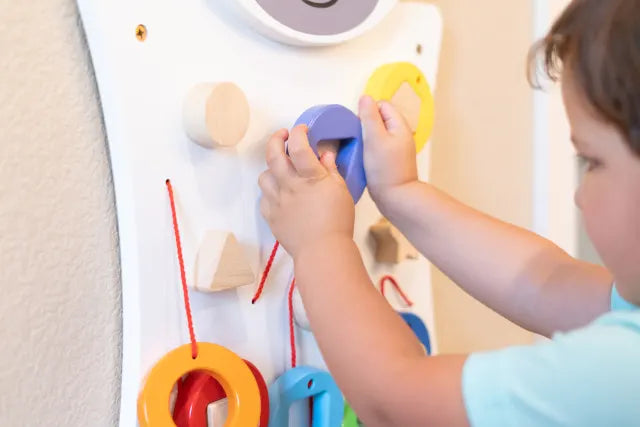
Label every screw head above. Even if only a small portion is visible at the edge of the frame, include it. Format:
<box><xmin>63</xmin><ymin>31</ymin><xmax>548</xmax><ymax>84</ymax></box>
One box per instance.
<box><xmin>136</xmin><ymin>24</ymin><xmax>147</xmax><ymax>42</ymax></box>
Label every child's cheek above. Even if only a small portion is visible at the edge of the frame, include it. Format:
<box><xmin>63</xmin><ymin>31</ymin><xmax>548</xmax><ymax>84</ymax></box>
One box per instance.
<box><xmin>583</xmin><ymin>171</ymin><xmax>637</xmax><ymax>280</ymax></box>
<box><xmin>580</xmin><ymin>175</ymin><xmax>617</xmax><ymax>264</ymax></box>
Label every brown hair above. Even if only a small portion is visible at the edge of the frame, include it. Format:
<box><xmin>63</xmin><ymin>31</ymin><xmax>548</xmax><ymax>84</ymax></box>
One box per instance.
<box><xmin>529</xmin><ymin>0</ymin><xmax>640</xmax><ymax>156</ymax></box>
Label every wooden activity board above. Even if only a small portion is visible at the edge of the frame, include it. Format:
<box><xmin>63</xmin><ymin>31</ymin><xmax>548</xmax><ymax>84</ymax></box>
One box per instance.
<box><xmin>76</xmin><ymin>0</ymin><xmax>442</xmax><ymax>425</ymax></box>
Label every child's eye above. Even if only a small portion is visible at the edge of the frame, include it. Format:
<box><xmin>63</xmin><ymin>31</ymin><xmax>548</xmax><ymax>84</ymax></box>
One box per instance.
<box><xmin>577</xmin><ymin>154</ymin><xmax>602</xmax><ymax>172</ymax></box>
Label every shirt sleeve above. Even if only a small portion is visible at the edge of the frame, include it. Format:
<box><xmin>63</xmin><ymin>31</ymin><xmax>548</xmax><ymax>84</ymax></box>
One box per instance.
<box><xmin>462</xmin><ymin>312</ymin><xmax>640</xmax><ymax>427</ymax></box>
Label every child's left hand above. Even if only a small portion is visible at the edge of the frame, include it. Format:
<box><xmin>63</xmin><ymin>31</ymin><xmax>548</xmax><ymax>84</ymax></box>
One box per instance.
<box><xmin>258</xmin><ymin>125</ymin><xmax>355</xmax><ymax>260</ymax></box>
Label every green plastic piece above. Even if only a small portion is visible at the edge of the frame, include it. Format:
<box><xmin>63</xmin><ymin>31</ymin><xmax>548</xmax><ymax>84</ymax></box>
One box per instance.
<box><xmin>342</xmin><ymin>402</ymin><xmax>361</xmax><ymax>427</ymax></box>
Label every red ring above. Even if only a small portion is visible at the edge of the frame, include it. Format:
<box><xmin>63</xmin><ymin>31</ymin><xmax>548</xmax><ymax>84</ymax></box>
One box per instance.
<box><xmin>172</xmin><ymin>359</ymin><xmax>269</xmax><ymax>427</ymax></box>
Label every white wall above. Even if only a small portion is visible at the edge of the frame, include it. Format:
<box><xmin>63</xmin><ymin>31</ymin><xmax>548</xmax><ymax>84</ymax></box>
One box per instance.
<box><xmin>534</xmin><ymin>0</ymin><xmax>602</xmax><ymax>265</ymax></box>
<box><xmin>428</xmin><ymin>0</ymin><xmax>537</xmax><ymax>353</ymax></box>
<box><xmin>532</xmin><ymin>0</ymin><xmax>577</xmax><ymax>256</ymax></box>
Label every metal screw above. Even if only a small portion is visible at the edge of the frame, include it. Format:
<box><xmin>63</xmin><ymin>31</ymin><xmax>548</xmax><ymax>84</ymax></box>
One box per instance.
<box><xmin>136</xmin><ymin>24</ymin><xmax>147</xmax><ymax>42</ymax></box>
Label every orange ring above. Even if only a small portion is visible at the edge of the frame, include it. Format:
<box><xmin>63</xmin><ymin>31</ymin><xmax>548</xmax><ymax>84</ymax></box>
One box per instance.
<box><xmin>137</xmin><ymin>343</ymin><xmax>260</xmax><ymax>427</ymax></box>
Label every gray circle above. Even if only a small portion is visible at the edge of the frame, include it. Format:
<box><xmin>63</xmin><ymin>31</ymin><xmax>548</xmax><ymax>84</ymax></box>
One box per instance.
<box><xmin>256</xmin><ymin>0</ymin><xmax>379</xmax><ymax>36</ymax></box>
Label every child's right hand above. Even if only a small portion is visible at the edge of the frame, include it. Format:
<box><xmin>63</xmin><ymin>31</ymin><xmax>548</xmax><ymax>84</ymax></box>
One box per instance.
<box><xmin>358</xmin><ymin>95</ymin><xmax>418</xmax><ymax>212</ymax></box>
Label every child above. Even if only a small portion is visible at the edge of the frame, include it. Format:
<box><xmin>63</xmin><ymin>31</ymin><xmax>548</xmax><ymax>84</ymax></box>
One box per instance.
<box><xmin>258</xmin><ymin>0</ymin><xmax>640</xmax><ymax>425</ymax></box>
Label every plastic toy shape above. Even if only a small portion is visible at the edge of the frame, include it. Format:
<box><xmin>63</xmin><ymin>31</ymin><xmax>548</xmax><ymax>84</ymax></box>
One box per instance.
<box><xmin>364</xmin><ymin>62</ymin><xmax>435</xmax><ymax>153</ymax></box>
<box><xmin>138</xmin><ymin>343</ymin><xmax>260</xmax><ymax>427</ymax></box>
<box><xmin>342</xmin><ymin>402</ymin><xmax>361</xmax><ymax>427</ymax></box>
<box><xmin>172</xmin><ymin>360</ymin><xmax>269</xmax><ymax>427</ymax></box>
<box><xmin>269</xmin><ymin>366</ymin><xmax>344</xmax><ymax>427</ymax></box>
<box><xmin>173</xmin><ymin>371</ymin><xmax>225</xmax><ymax>427</ymax></box>
<box><xmin>399</xmin><ymin>312</ymin><xmax>431</xmax><ymax>355</ymax></box>
<box><xmin>293</xmin><ymin>104</ymin><xmax>366</xmax><ymax>203</ymax></box>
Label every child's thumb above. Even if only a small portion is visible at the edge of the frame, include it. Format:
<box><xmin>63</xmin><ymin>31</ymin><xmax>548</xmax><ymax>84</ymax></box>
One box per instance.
<box><xmin>378</xmin><ymin>101</ymin><xmax>407</xmax><ymax>134</ymax></box>
<box><xmin>320</xmin><ymin>151</ymin><xmax>339</xmax><ymax>174</ymax></box>
<box><xmin>359</xmin><ymin>95</ymin><xmax>386</xmax><ymax>140</ymax></box>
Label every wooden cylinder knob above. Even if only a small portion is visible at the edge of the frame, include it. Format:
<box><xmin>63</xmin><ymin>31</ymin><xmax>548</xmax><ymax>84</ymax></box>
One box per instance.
<box><xmin>183</xmin><ymin>82</ymin><xmax>250</xmax><ymax>148</ymax></box>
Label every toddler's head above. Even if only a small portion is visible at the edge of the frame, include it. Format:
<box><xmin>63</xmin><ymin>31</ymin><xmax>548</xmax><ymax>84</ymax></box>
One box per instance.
<box><xmin>531</xmin><ymin>0</ymin><xmax>640</xmax><ymax>302</ymax></box>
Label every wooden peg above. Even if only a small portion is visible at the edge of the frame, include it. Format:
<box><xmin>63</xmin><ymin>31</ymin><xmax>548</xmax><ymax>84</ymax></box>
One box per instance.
<box><xmin>207</xmin><ymin>399</ymin><xmax>228</xmax><ymax>427</ymax></box>
<box><xmin>390</xmin><ymin>81</ymin><xmax>422</xmax><ymax>133</ymax></box>
<box><xmin>369</xmin><ymin>218</ymin><xmax>418</xmax><ymax>264</ymax></box>
<box><xmin>193</xmin><ymin>231</ymin><xmax>255</xmax><ymax>292</ymax></box>
<box><xmin>183</xmin><ymin>82</ymin><xmax>250</xmax><ymax>148</ymax></box>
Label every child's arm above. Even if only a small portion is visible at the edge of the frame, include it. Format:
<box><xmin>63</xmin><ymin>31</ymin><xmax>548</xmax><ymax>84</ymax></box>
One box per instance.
<box><xmin>358</xmin><ymin>96</ymin><xmax>613</xmax><ymax>337</ymax></box>
<box><xmin>259</xmin><ymin>126</ymin><xmax>469</xmax><ymax>426</ymax></box>
<box><xmin>296</xmin><ymin>236</ymin><xmax>469</xmax><ymax>427</ymax></box>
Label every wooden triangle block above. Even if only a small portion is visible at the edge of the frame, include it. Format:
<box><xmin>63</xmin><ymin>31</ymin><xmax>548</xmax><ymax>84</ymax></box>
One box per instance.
<box><xmin>193</xmin><ymin>231</ymin><xmax>255</xmax><ymax>292</ymax></box>
<box><xmin>369</xmin><ymin>218</ymin><xmax>419</xmax><ymax>264</ymax></box>
<box><xmin>390</xmin><ymin>81</ymin><xmax>422</xmax><ymax>133</ymax></box>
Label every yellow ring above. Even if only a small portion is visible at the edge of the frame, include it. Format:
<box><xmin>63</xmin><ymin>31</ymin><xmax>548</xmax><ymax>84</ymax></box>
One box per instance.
<box><xmin>137</xmin><ymin>343</ymin><xmax>260</xmax><ymax>427</ymax></box>
<box><xmin>364</xmin><ymin>62</ymin><xmax>435</xmax><ymax>153</ymax></box>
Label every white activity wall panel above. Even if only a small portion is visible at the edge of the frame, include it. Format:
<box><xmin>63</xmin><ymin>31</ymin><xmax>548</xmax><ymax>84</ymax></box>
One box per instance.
<box><xmin>77</xmin><ymin>1</ymin><xmax>442</xmax><ymax>425</ymax></box>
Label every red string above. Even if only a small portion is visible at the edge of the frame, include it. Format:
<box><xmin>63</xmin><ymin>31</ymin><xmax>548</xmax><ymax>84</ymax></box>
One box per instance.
<box><xmin>252</xmin><ymin>240</ymin><xmax>280</xmax><ymax>304</ymax></box>
<box><xmin>285</xmin><ymin>278</ymin><xmax>312</xmax><ymax>422</ymax></box>
<box><xmin>288</xmin><ymin>278</ymin><xmax>297</xmax><ymax>368</ymax></box>
<box><xmin>380</xmin><ymin>275</ymin><xmax>414</xmax><ymax>307</ymax></box>
<box><xmin>166</xmin><ymin>179</ymin><xmax>198</xmax><ymax>359</ymax></box>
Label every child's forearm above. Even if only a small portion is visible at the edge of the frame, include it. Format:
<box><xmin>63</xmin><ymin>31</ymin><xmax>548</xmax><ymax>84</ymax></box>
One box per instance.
<box><xmin>293</xmin><ymin>235</ymin><xmax>421</xmax><ymax>418</ymax></box>
<box><xmin>378</xmin><ymin>181</ymin><xmax>613</xmax><ymax>336</ymax></box>
<box><xmin>293</xmin><ymin>235</ymin><xmax>468</xmax><ymax>426</ymax></box>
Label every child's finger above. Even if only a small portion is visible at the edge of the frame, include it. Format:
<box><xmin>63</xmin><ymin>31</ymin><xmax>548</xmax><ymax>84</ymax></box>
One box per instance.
<box><xmin>259</xmin><ymin>196</ymin><xmax>272</xmax><ymax>222</ymax></box>
<box><xmin>359</xmin><ymin>95</ymin><xmax>387</xmax><ymax>140</ymax></box>
<box><xmin>258</xmin><ymin>170</ymin><xmax>279</xmax><ymax>199</ymax></box>
<box><xmin>287</xmin><ymin>124</ymin><xmax>326</xmax><ymax>178</ymax></box>
<box><xmin>378</xmin><ymin>101</ymin><xmax>409</xmax><ymax>134</ymax></box>
<box><xmin>320</xmin><ymin>151</ymin><xmax>339</xmax><ymax>175</ymax></box>
<box><xmin>266</xmin><ymin>129</ymin><xmax>296</xmax><ymax>181</ymax></box>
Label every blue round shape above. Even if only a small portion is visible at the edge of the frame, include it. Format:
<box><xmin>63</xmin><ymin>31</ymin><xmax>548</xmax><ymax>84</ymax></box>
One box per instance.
<box><xmin>293</xmin><ymin>104</ymin><xmax>367</xmax><ymax>203</ymax></box>
<box><xmin>400</xmin><ymin>312</ymin><xmax>432</xmax><ymax>355</ymax></box>
<box><xmin>269</xmin><ymin>366</ymin><xmax>344</xmax><ymax>427</ymax></box>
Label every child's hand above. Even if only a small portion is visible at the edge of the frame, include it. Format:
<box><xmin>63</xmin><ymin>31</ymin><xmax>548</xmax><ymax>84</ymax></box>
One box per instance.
<box><xmin>259</xmin><ymin>125</ymin><xmax>355</xmax><ymax>260</ymax></box>
<box><xmin>359</xmin><ymin>95</ymin><xmax>418</xmax><ymax>210</ymax></box>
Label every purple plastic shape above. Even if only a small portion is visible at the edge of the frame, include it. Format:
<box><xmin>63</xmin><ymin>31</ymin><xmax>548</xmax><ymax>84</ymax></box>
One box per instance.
<box><xmin>293</xmin><ymin>104</ymin><xmax>367</xmax><ymax>203</ymax></box>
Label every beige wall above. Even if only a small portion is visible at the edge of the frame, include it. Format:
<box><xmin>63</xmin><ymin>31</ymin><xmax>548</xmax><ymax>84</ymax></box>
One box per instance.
<box><xmin>0</xmin><ymin>0</ymin><xmax>540</xmax><ymax>424</ymax></box>
<box><xmin>0</xmin><ymin>0</ymin><xmax>121</xmax><ymax>425</ymax></box>
<box><xmin>428</xmin><ymin>1</ymin><xmax>536</xmax><ymax>352</ymax></box>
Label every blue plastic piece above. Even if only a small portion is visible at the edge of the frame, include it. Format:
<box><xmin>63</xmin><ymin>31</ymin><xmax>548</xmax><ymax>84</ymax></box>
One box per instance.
<box><xmin>400</xmin><ymin>312</ymin><xmax>432</xmax><ymax>355</ymax></box>
<box><xmin>269</xmin><ymin>366</ymin><xmax>344</xmax><ymax>427</ymax></box>
<box><xmin>293</xmin><ymin>104</ymin><xmax>367</xmax><ymax>203</ymax></box>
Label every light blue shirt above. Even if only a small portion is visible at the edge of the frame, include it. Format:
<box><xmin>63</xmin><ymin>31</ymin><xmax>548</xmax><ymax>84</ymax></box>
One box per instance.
<box><xmin>462</xmin><ymin>284</ymin><xmax>640</xmax><ymax>426</ymax></box>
